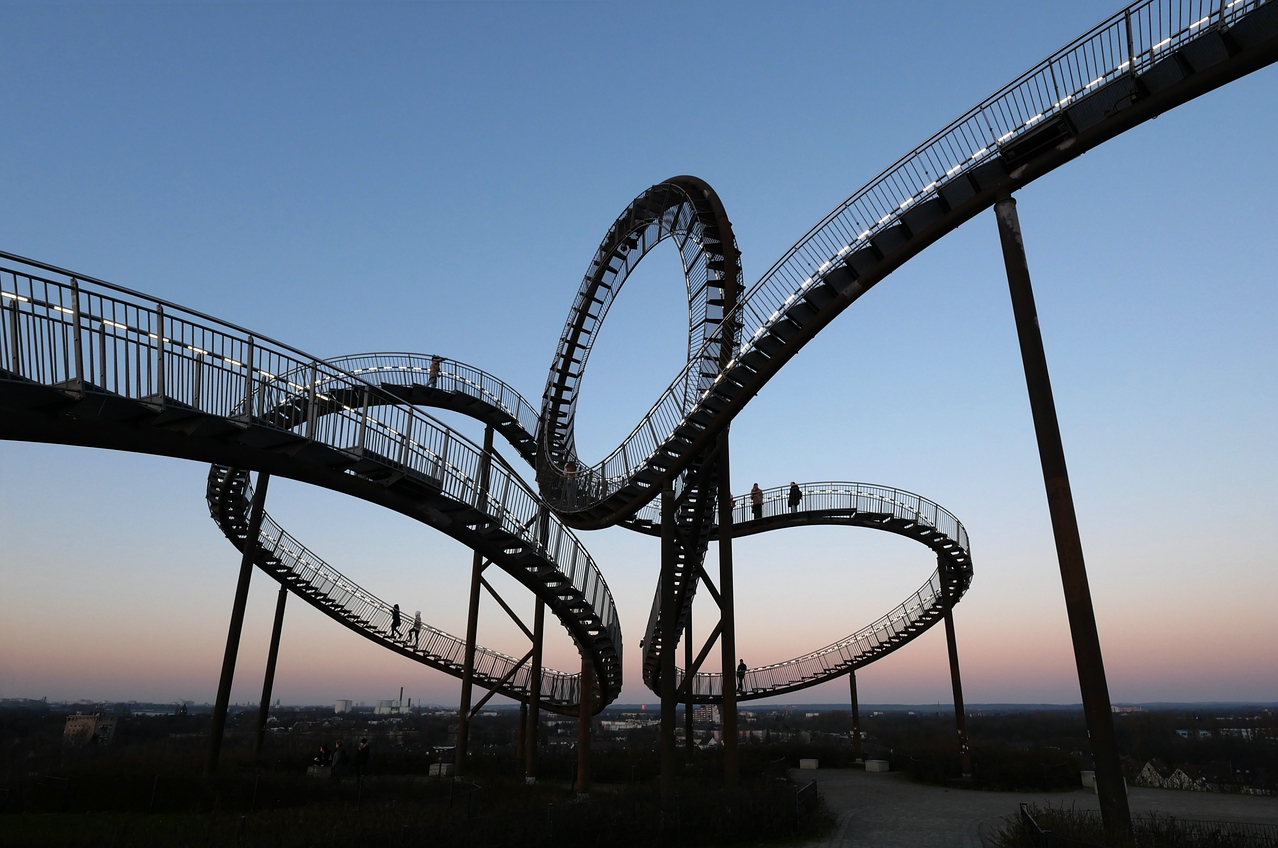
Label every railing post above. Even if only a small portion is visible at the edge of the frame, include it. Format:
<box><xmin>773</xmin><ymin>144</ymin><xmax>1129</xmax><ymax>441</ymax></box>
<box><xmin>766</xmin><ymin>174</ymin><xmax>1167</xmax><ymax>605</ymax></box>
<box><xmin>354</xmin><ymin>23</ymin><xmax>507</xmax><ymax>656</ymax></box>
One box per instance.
<box><xmin>7</xmin><ymin>299</ymin><xmax>21</xmax><ymax>377</ymax></box>
<box><xmin>70</xmin><ymin>279</ymin><xmax>84</xmax><ymax>396</ymax></box>
<box><xmin>255</xmin><ymin>583</ymin><xmax>288</xmax><ymax>756</ymax></box>
<box><xmin>993</xmin><ymin>196</ymin><xmax>1132</xmax><ymax>845</ymax></box>
<box><xmin>1125</xmin><ymin>10</ymin><xmax>1135</xmax><ymax>74</ymax></box>
<box><xmin>207</xmin><ymin>471</ymin><xmax>270</xmax><ymax>774</ymax></box>
<box><xmin>154</xmin><ymin>304</ymin><xmax>166</xmax><ymax>408</ymax></box>
<box><xmin>243</xmin><ymin>337</ymin><xmax>255</xmax><ymax>419</ymax></box>
<box><xmin>456</xmin><ymin>425</ymin><xmax>495</xmax><ymax>776</ymax></box>
<box><xmin>306</xmin><ymin>361</ymin><xmax>318</xmax><ymax>439</ymax></box>
<box><xmin>357</xmin><ymin>385</ymin><xmax>369</xmax><ymax>452</ymax></box>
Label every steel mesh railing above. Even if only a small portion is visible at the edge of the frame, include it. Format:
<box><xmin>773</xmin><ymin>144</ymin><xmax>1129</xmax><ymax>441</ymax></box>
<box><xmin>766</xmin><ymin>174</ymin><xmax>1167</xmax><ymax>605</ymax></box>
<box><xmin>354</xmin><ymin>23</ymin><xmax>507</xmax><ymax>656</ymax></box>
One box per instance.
<box><xmin>0</xmin><ymin>253</ymin><xmax>621</xmax><ymax>697</ymax></box>
<box><xmin>208</xmin><ymin>471</ymin><xmax>580</xmax><ymax>706</ymax></box>
<box><xmin>554</xmin><ymin>0</ymin><xmax>1269</xmax><ymax>512</ymax></box>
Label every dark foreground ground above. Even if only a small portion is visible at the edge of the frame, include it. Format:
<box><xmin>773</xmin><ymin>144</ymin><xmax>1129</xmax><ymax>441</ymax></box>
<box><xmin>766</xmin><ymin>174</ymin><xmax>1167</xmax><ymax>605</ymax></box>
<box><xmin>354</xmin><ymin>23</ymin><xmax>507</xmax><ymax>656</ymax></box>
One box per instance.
<box><xmin>798</xmin><ymin>768</ymin><xmax>1278</xmax><ymax>848</ymax></box>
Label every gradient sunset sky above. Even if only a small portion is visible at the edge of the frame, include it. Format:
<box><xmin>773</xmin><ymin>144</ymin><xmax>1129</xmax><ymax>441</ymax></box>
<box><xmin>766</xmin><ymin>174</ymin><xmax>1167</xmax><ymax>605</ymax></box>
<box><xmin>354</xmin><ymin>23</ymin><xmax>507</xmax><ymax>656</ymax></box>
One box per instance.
<box><xmin>1</xmin><ymin>0</ymin><xmax>1275</xmax><ymax>709</ymax></box>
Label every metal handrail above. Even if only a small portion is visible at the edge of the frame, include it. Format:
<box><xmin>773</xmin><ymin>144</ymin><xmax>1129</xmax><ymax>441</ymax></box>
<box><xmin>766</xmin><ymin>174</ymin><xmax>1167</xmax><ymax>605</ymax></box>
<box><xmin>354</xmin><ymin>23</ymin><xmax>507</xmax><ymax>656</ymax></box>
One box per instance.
<box><xmin>658</xmin><ymin>481</ymin><xmax>972</xmax><ymax>700</ymax></box>
<box><xmin>325</xmin><ymin>352</ymin><xmax>541</xmax><ymax>447</ymax></box>
<box><xmin>0</xmin><ymin>258</ymin><xmax>621</xmax><ymax>701</ymax></box>
<box><xmin>208</xmin><ymin>469</ymin><xmax>581</xmax><ymax>707</ymax></box>
<box><xmin>542</xmin><ymin>0</ymin><xmax>1270</xmax><ymax>515</ymax></box>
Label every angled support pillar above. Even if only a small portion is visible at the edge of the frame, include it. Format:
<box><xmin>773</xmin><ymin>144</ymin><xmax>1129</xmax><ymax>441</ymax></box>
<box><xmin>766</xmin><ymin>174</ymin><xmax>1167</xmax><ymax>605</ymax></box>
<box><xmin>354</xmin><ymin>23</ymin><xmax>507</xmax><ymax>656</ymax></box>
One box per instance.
<box><xmin>849</xmin><ymin>670</ymin><xmax>863</xmax><ymax>763</ymax></box>
<box><xmin>994</xmin><ymin>196</ymin><xmax>1132</xmax><ymax>844</ymax></box>
<box><xmin>717</xmin><ymin>429</ymin><xmax>739</xmax><ymax>787</ymax></box>
<box><xmin>206</xmin><ymin>471</ymin><xmax>270</xmax><ymax>774</ymax></box>
<box><xmin>254</xmin><ymin>583</ymin><xmax>288</xmax><ymax>756</ymax></box>
<box><xmin>456</xmin><ymin>426</ymin><xmax>495</xmax><ymax>775</ymax></box>
<box><xmin>576</xmin><ymin>650</ymin><xmax>592</xmax><ymax>794</ymax></box>
<box><xmin>659</xmin><ymin>481</ymin><xmax>678</xmax><ymax>802</ymax></box>
<box><xmin>943</xmin><ymin>607</ymin><xmax>972</xmax><ymax>778</ymax></box>
<box><xmin>684</xmin><ymin>609</ymin><xmax>694</xmax><ymax>755</ymax></box>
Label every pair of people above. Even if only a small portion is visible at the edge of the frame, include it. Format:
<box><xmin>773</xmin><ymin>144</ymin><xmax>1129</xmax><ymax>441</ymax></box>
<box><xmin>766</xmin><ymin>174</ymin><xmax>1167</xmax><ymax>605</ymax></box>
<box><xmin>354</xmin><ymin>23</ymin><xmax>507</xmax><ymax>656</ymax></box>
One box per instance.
<box><xmin>747</xmin><ymin>482</ymin><xmax>803</xmax><ymax>519</ymax></box>
<box><xmin>390</xmin><ymin>604</ymin><xmax>422</xmax><ymax>648</ymax></box>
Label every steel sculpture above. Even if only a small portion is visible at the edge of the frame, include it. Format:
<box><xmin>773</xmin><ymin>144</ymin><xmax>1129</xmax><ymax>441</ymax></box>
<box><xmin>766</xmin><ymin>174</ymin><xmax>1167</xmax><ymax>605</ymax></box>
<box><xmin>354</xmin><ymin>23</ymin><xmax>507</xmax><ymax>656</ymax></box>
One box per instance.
<box><xmin>1</xmin><ymin>0</ymin><xmax>1275</xmax><ymax>836</ymax></box>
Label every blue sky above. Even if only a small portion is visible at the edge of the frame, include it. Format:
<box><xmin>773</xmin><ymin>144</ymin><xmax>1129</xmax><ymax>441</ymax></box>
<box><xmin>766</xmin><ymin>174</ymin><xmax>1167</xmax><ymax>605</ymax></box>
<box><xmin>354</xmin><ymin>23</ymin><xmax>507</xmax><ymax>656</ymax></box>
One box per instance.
<box><xmin>1</xmin><ymin>0</ymin><xmax>1275</xmax><ymax>708</ymax></box>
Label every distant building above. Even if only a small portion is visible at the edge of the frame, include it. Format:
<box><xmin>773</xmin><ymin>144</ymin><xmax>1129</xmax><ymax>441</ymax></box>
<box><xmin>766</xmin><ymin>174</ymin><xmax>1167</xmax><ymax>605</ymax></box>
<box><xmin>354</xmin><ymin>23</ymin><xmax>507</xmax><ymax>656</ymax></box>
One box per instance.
<box><xmin>63</xmin><ymin>714</ymin><xmax>117</xmax><ymax>747</ymax></box>
<box><xmin>692</xmin><ymin>705</ymin><xmax>719</xmax><ymax>724</ymax></box>
<box><xmin>334</xmin><ymin>700</ymin><xmax>353</xmax><ymax>714</ymax></box>
<box><xmin>374</xmin><ymin>699</ymin><xmax>402</xmax><ymax>716</ymax></box>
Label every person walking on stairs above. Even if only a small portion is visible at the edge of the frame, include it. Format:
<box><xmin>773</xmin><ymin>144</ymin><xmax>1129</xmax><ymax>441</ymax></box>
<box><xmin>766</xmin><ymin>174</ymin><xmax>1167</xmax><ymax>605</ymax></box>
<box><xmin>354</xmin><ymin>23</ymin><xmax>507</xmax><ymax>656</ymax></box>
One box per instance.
<box><xmin>736</xmin><ymin>659</ymin><xmax>747</xmax><ymax>695</ymax></box>
<box><xmin>750</xmin><ymin>483</ymin><xmax>764</xmax><ymax>520</ymax></box>
<box><xmin>788</xmin><ymin>482</ymin><xmax>802</xmax><ymax>513</ymax></box>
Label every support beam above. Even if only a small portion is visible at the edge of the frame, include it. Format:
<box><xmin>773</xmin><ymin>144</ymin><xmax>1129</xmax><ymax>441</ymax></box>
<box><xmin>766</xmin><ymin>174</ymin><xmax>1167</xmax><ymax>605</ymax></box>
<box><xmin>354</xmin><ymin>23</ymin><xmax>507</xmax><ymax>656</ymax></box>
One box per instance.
<box><xmin>206</xmin><ymin>471</ymin><xmax>270</xmax><ymax>774</ymax></box>
<box><xmin>516</xmin><ymin>702</ymin><xmax>528</xmax><ymax>763</ymax></box>
<box><xmin>994</xmin><ymin>196</ymin><xmax>1132</xmax><ymax>844</ymax></box>
<box><xmin>524</xmin><ymin>595</ymin><xmax>545</xmax><ymax>783</ymax></box>
<box><xmin>577</xmin><ymin>651</ymin><xmax>592</xmax><ymax>794</ymax></box>
<box><xmin>659</xmin><ymin>481</ymin><xmax>677</xmax><ymax>802</ymax></box>
<box><xmin>849</xmin><ymin>670</ymin><xmax>862</xmax><ymax>762</ymax></box>
<box><xmin>943</xmin><ymin>608</ymin><xmax>972</xmax><ymax>778</ymax></box>
<box><xmin>684</xmin><ymin>609</ymin><xmax>694</xmax><ymax>755</ymax></box>
<box><xmin>254</xmin><ymin>583</ymin><xmax>288</xmax><ymax>756</ymax></box>
<box><xmin>455</xmin><ymin>426</ymin><xmax>494</xmax><ymax>776</ymax></box>
<box><xmin>675</xmin><ymin>621</ymin><xmax>723</xmax><ymax>700</ymax></box>
<box><xmin>717</xmin><ymin>429</ymin><xmax>738</xmax><ymax>787</ymax></box>
<box><xmin>470</xmin><ymin>650</ymin><xmax>533</xmax><ymax>718</ymax></box>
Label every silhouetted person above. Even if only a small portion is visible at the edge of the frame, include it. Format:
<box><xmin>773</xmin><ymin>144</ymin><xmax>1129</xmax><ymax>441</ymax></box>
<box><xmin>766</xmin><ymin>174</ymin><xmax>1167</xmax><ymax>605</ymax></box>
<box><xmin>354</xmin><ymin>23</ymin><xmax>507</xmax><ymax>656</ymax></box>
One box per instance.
<box><xmin>314</xmin><ymin>744</ymin><xmax>332</xmax><ymax>767</ymax></box>
<box><xmin>750</xmin><ymin>483</ymin><xmax>763</xmax><ymax>520</ymax></box>
<box><xmin>427</xmin><ymin>355</ymin><xmax>442</xmax><ymax>388</ymax></box>
<box><xmin>788</xmin><ymin>482</ymin><xmax>802</xmax><ymax>513</ymax></box>
<box><xmin>564</xmin><ymin>460</ymin><xmax>578</xmax><ymax>505</ymax></box>
<box><xmin>355</xmin><ymin>738</ymin><xmax>370</xmax><ymax>776</ymax></box>
<box><xmin>331</xmin><ymin>740</ymin><xmax>348</xmax><ymax>777</ymax></box>
<box><xmin>736</xmin><ymin>659</ymin><xmax>747</xmax><ymax>695</ymax></box>
<box><xmin>391</xmin><ymin>604</ymin><xmax>401</xmax><ymax>638</ymax></box>
<box><xmin>409</xmin><ymin>610</ymin><xmax>421</xmax><ymax>648</ymax></box>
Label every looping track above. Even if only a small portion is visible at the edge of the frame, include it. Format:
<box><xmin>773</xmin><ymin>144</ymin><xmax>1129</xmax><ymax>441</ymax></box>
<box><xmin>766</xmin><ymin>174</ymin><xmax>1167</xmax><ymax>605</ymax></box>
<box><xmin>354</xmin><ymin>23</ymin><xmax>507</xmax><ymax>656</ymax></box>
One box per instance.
<box><xmin>2</xmin><ymin>0</ymin><xmax>1274</xmax><ymax>709</ymax></box>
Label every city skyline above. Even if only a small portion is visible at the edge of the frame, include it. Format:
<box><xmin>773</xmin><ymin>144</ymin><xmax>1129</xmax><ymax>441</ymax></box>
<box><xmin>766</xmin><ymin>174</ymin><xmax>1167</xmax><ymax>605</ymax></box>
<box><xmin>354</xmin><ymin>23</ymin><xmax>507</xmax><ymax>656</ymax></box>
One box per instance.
<box><xmin>1</xmin><ymin>1</ymin><xmax>1275</xmax><ymax>710</ymax></box>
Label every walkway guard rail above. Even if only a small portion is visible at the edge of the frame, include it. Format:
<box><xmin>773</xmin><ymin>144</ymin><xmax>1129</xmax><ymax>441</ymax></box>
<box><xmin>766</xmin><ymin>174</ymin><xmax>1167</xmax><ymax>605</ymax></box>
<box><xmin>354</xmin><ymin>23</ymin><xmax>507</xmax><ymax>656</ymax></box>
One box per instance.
<box><xmin>216</xmin><ymin>474</ymin><xmax>580</xmax><ymax>706</ymax></box>
<box><xmin>676</xmin><ymin>569</ymin><xmax>946</xmax><ymax>701</ymax></box>
<box><xmin>0</xmin><ymin>253</ymin><xmax>620</xmax><ymax>693</ymax></box>
<box><xmin>552</xmin><ymin>0</ymin><xmax>1270</xmax><ymax>512</ymax></box>
<box><xmin>327</xmin><ymin>352</ymin><xmax>542</xmax><ymax>446</ymax></box>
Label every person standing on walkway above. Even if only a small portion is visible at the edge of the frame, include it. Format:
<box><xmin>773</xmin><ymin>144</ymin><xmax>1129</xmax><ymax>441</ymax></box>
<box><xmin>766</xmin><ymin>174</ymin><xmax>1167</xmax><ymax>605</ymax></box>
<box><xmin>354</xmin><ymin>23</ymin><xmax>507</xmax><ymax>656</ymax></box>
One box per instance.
<box><xmin>750</xmin><ymin>483</ymin><xmax>764</xmax><ymax>520</ymax></box>
<box><xmin>427</xmin><ymin>355</ymin><xmax>443</xmax><ymax>388</ymax></box>
<box><xmin>390</xmin><ymin>604</ymin><xmax>401</xmax><ymax>639</ymax></box>
<box><xmin>736</xmin><ymin>659</ymin><xmax>748</xmax><ymax>695</ymax></box>
<box><xmin>409</xmin><ymin>610</ymin><xmax>422</xmax><ymax>648</ymax></box>
<box><xmin>788</xmin><ymin>482</ymin><xmax>802</xmax><ymax>513</ymax></box>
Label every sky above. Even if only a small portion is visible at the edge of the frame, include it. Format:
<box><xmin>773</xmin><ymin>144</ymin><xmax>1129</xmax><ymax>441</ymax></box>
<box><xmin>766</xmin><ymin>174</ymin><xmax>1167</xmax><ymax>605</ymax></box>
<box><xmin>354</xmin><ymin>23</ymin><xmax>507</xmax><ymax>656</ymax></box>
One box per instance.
<box><xmin>0</xmin><ymin>0</ymin><xmax>1275</xmax><ymax>709</ymax></box>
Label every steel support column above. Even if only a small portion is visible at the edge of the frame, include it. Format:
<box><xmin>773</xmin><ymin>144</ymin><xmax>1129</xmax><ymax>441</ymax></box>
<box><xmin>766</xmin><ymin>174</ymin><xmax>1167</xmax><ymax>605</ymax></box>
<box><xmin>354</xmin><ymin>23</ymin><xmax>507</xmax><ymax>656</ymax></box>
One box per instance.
<box><xmin>456</xmin><ymin>426</ymin><xmax>495</xmax><ymax>775</ymax></box>
<box><xmin>849</xmin><ymin>670</ymin><xmax>862</xmax><ymax>762</ymax></box>
<box><xmin>994</xmin><ymin>196</ymin><xmax>1132</xmax><ymax>843</ymax></box>
<box><xmin>659</xmin><ymin>481</ymin><xmax>677</xmax><ymax>801</ymax></box>
<box><xmin>576</xmin><ymin>651</ymin><xmax>592</xmax><ymax>794</ymax></box>
<box><xmin>516</xmin><ymin>701</ymin><xmax>528</xmax><ymax>763</ymax></box>
<box><xmin>524</xmin><ymin>596</ymin><xmax>545</xmax><ymax>783</ymax></box>
<box><xmin>206</xmin><ymin>471</ymin><xmax>270</xmax><ymax>774</ymax></box>
<box><xmin>254</xmin><ymin>583</ymin><xmax>288</xmax><ymax>756</ymax></box>
<box><xmin>717</xmin><ymin>429</ymin><xmax>738</xmax><ymax>787</ymax></box>
<box><xmin>943</xmin><ymin>608</ymin><xmax>972</xmax><ymax>778</ymax></box>
<box><xmin>684</xmin><ymin>609</ymin><xmax>694</xmax><ymax>755</ymax></box>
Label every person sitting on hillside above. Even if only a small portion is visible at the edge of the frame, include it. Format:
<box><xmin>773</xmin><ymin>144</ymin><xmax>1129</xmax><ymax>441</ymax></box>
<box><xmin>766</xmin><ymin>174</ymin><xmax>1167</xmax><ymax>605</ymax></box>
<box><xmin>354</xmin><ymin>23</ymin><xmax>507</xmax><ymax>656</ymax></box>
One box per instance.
<box><xmin>313</xmin><ymin>744</ymin><xmax>332</xmax><ymax>767</ymax></box>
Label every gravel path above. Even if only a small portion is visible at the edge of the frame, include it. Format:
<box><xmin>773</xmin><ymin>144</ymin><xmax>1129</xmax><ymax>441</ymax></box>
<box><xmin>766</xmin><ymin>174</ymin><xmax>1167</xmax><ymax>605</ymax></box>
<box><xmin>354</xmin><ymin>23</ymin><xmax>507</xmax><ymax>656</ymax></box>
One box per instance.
<box><xmin>791</xmin><ymin>768</ymin><xmax>1278</xmax><ymax>848</ymax></box>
